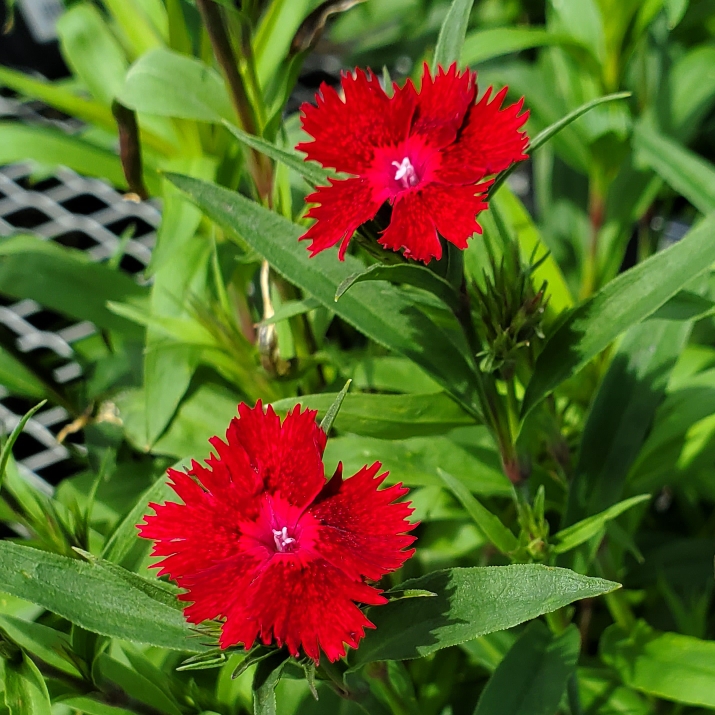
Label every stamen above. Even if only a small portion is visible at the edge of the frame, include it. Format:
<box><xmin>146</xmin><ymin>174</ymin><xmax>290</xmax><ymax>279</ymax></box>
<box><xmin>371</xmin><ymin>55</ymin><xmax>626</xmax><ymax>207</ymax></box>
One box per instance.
<box><xmin>392</xmin><ymin>157</ymin><xmax>419</xmax><ymax>189</ymax></box>
<box><xmin>272</xmin><ymin>526</ymin><xmax>296</xmax><ymax>553</ymax></box>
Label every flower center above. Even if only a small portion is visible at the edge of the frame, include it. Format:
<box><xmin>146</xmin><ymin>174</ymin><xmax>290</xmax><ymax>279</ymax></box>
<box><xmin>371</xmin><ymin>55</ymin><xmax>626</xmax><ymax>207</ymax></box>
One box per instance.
<box><xmin>392</xmin><ymin>157</ymin><xmax>420</xmax><ymax>189</ymax></box>
<box><xmin>272</xmin><ymin>526</ymin><xmax>297</xmax><ymax>553</ymax></box>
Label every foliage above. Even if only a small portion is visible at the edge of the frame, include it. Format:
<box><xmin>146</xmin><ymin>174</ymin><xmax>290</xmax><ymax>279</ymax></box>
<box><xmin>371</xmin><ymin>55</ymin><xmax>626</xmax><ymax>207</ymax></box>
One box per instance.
<box><xmin>1</xmin><ymin>0</ymin><xmax>715</xmax><ymax>713</ymax></box>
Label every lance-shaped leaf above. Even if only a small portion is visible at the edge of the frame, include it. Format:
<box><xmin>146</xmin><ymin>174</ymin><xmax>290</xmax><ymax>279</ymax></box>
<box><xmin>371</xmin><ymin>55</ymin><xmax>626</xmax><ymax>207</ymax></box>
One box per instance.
<box><xmin>462</xmin><ymin>27</ymin><xmax>586</xmax><ymax>66</ymax></box>
<box><xmin>102</xmin><ymin>474</ymin><xmax>176</xmax><ymax>566</ymax></box>
<box><xmin>474</xmin><ymin>622</ymin><xmax>580</xmax><ymax>715</ymax></box>
<box><xmin>349</xmin><ymin>565</ymin><xmax>618</xmax><ymax>666</ymax></box>
<box><xmin>257</xmin><ymin>297</ymin><xmax>321</xmax><ymax>326</ymax></box>
<box><xmin>3</xmin><ymin>653</ymin><xmax>52</xmax><ymax>715</ymax></box>
<box><xmin>120</xmin><ymin>49</ymin><xmax>233</xmax><ymax>123</ymax></box>
<box><xmin>634</xmin><ymin>119</ymin><xmax>715</xmax><ymax>215</ymax></box>
<box><xmin>319</xmin><ymin>379</ymin><xmax>352</xmax><ymax>434</ymax></box>
<box><xmin>166</xmin><ymin>173</ymin><xmax>483</xmax><ymax>419</ymax></box>
<box><xmin>601</xmin><ymin>620</ymin><xmax>715</xmax><ymax>708</ymax></box>
<box><xmin>434</xmin><ymin>0</ymin><xmax>476</xmax><ymax>68</ymax></box>
<box><xmin>272</xmin><ymin>392</ymin><xmax>474</xmax><ymax>439</ymax></box>
<box><xmin>552</xmin><ymin>494</ymin><xmax>650</xmax><ymax>554</ymax></box>
<box><xmin>490</xmin><ymin>92</ymin><xmax>631</xmax><ymax>195</ymax></box>
<box><xmin>336</xmin><ymin>264</ymin><xmax>461</xmax><ymax>313</ymax></box>
<box><xmin>522</xmin><ymin>213</ymin><xmax>715</xmax><ymax>417</ymax></box>
<box><xmin>223</xmin><ymin>120</ymin><xmax>334</xmax><ymax>186</ymax></box>
<box><xmin>0</xmin><ymin>541</ymin><xmax>204</xmax><ymax>652</ymax></box>
<box><xmin>437</xmin><ymin>469</ymin><xmax>517</xmax><ymax>555</ymax></box>
<box><xmin>0</xmin><ymin>401</ymin><xmax>46</xmax><ymax>492</ymax></box>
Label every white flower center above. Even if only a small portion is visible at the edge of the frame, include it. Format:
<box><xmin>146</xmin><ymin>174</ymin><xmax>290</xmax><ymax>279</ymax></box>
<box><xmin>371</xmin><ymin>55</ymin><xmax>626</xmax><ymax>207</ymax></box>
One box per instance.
<box><xmin>392</xmin><ymin>157</ymin><xmax>419</xmax><ymax>189</ymax></box>
<box><xmin>272</xmin><ymin>526</ymin><xmax>296</xmax><ymax>552</ymax></box>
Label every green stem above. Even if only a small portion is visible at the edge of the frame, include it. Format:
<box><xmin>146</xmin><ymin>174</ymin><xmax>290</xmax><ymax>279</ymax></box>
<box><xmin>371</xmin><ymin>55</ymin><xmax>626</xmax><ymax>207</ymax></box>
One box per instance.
<box><xmin>580</xmin><ymin>182</ymin><xmax>605</xmax><ymax>299</ymax></box>
<box><xmin>456</xmin><ymin>282</ymin><xmax>519</xmax><ymax>481</ymax></box>
<box><xmin>567</xmin><ymin>672</ymin><xmax>584</xmax><ymax>715</ymax></box>
<box><xmin>195</xmin><ymin>0</ymin><xmax>272</xmax><ymax>198</ymax></box>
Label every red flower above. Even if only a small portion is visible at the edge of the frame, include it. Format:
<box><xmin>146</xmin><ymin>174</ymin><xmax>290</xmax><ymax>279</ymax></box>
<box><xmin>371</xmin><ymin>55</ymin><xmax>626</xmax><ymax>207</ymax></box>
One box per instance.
<box><xmin>297</xmin><ymin>63</ymin><xmax>529</xmax><ymax>263</ymax></box>
<box><xmin>138</xmin><ymin>402</ymin><xmax>415</xmax><ymax>662</ymax></box>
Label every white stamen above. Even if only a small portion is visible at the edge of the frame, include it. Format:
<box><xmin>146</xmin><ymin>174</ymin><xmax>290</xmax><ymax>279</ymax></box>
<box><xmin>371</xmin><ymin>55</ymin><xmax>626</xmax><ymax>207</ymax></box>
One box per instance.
<box><xmin>392</xmin><ymin>157</ymin><xmax>419</xmax><ymax>189</ymax></box>
<box><xmin>272</xmin><ymin>526</ymin><xmax>296</xmax><ymax>552</ymax></box>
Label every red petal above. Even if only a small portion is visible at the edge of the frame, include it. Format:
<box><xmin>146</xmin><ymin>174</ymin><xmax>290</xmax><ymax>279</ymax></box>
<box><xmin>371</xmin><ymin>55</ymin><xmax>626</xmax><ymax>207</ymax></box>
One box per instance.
<box><xmin>297</xmin><ymin>68</ymin><xmax>416</xmax><ymax>175</ymax></box>
<box><xmin>222</xmin><ymin>557</ymin><xmax>384</xmax><ymax>661</ymax></box>
<box><xmin>309</xmin><ymin>463</ymin><xmax>416</xmax><ymax>582</ymax></box>
<box><xmin>420</xmin><ymin>181</ymin><xmax>491</xmax><ymax>249</ymax></box>
<box><xmin>138</xmin><ymin>468</ymin><xmax>252</xmax><ymax>583</ymax></box>
<box><xmin>267</xmin><ymin>405</ymin><xmax>327</xmax><ymax>508</ymax></box>
<box><xmin>411</xmin><ymin>63</ymin><xmax>476</xmax><ymax>149</ymax></box>
<box><xmin>222</xmin><ymin>402</ymin><xmax>326</xmax><ymax>510</ymax></box>
<box><xmin>180</xmin><ymin>552</ymin><xmax>261</xmax><ymax>628</ymax></box>
<box><xmin>439</xmin><ymin>87</ymin><xmax>529</xmax><ymax>184</ymax></box>
<box><xmin>378</xmin><ymin>192</ymin><xmax>443</xmax><ymax>263</ymax></box>
<box><xmin>301</xmin><ymin>177</ymin><xmax>382</xmax><ymax>259</ymax></box>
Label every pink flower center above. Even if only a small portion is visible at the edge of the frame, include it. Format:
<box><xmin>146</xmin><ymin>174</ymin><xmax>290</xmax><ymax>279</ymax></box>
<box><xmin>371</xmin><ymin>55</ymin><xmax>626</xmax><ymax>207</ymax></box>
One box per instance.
<box><xmin>272</xmin><ymin>525</ymin><xmax>297</xmax><ymax>553</ymax></box>
<box><xmin>240</xmin><ymin>494</ymin><xmax>319</xmax><ymax>562</ymax></box>
<box><xmin>391</xmin><ymin>157</ymin><xmax>419</xmax><ymax>189</ymax></box>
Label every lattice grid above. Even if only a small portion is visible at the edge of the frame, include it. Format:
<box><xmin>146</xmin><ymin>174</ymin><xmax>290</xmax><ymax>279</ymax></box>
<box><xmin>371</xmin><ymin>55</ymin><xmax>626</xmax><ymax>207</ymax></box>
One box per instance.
<box><xmin>0</xmin><ymin>160</ymin><xmax>160</xmax><ymax>491</ymax></box>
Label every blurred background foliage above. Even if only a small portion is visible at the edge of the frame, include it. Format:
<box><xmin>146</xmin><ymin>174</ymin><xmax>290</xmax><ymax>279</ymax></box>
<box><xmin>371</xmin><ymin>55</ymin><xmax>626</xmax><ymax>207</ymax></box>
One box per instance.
<box><xmin>1</xmin><ymin>0</ymin><xmax>715</xmax><ymax>713</ymax></box>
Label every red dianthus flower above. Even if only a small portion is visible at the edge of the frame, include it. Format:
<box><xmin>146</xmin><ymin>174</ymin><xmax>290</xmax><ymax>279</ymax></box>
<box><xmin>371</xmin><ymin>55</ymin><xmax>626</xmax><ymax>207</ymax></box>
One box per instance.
<box><xmin>138</xmin><ymin>402</ymin><xmax>415</xmax><ymax>662</ymax></box>
<box><xmin>297</xmin><ymin>63</ymin><xmax>529</xmax><ymax>263</ymax></box>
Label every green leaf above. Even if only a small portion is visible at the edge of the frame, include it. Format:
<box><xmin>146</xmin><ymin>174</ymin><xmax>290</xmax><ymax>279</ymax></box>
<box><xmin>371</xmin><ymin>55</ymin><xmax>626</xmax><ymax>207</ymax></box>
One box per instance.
<box><xmin>665</xmin><ymin>0</ymin><xmax>689</xmax><ymax>27</ymax></box>
<box><xmin>344</xmin><ymin>356</ymin><xmax>441</xmax><ymax>394</ymax></box>
<box><xmin>522</xmin><ymin>213</ymin><xmax>715</xmax><ymax>417</ymax></box>
<box><xmin>58</xmin><ymin>697</ymin><xmax>136</xmax><ymax>715</ymax></box>
<box><xmin>634</xmin><ymin>120</ymin><xmax>715</xmax><ymax>214</ymax></box>
<box><xmin>349</xmin><ymin>565</ymin><xmax>619</xmax><ymax>666</ymax></box>
<box><xmin>222</xmin><ymin>121</ymin><xmax>333</xmax><ymax>187</ymax></box>
<box><xmin>324</xmin><ymin>430</ymin><xmax>510</xmax><ymax>495</ymax></box>
<box><xmin>434</xmin><ymin>0</ymin><xmax>476</xmax><ymax>69</ymax></box>
<box><xmin>0</xmin><ymin>124</ymin><xmax>149</xmax><ymax>191</ymax></box>
<box><xmin>253</xmin><ymin>0</ymin><xmax>313</xmax><ymax>88</ymax></box>
<box><xmin>257</xmin><ymin>297</ymin><xmax>321</xmax><ymax>326</ymax></box>
<box><xmin>553</xmin><ymin>495</ymin><xmax>650</xmax><ymax>554</ymax></box>
<box><xmin>628</xmin><ymin>369</ymin><xmax>715</xmax><ymax>493</ymax></box>
<box><xmin>166</xmin><ymin>173</ymin><xmax>483</xmax><ymax>419</ymax></box>
<box><xmin>0</xmin><ymin>347</ymin><xmax>46</xmax><ymax>399</ymax></box>
<box><xmin>650</xmin><ymin>290</ymin><xmax>715</xmax><ymax>322</ymax></box>
<box><xmin>272</xmin><ymin>392</ymin><xmax>473</xmax><ymax>439</ymax></box>
<box><xmin>101</xmin><ymin>475</ymin><xmax>175</xmax><ymax>566</ymax></box>
<box><xmin>56</xmin><ymin>4</ymin><xmax>129</xmax><ymax>106</ymax></box>
<box><xmin>529</xmin><ymin>92</ymin><xmax>631</xmax><ymax>154</ymax></box>
<box><xmin>577</xmin><ymin>667</ymin><xmax>651</xmax><ymax>715</ymax></box>
<box><xmin>0</xmin><ymin>615</ymin><xmax>79</xmax><ymax>677</ymax></box>
<box><xmin>101</xmin><ymin>0</ymin><xmax>163</xmax><ymax>58</ymax></box>
<box><xmin>120</xmin><ymin>48</ymin><xmax>234</xmax><ymax>122</ymax></box>
<box><xmin>437</xmin><ymin>469</ymin><xmax>517</xmax><ymax>554</ymax></box>
<box><xmin>0</xmin><ymin>65</ymin><xmax>116</xmax><ymax>131</ymax></box>
<box><xmin>564</xmin><ymin>319</ymin><xmax>691</xmax><ymax>524</ymax></box>
<box><xmin>134</xmin><ymin>383</ymin><xmax>241</xmax><ymax>459</ymax></box>
<box><xmin>490</xmin><ymin>93</ymin><xmax>631</xmax><ymax>196</ymax></box>
<box><xmin>0</xmin><ymin>401</ymin><xmax>46</xmax><ymax>493</ymax></box>
<box><xmin>0</xmin><ymin>541</ymin><xmax>203</xmax><ymax>652</ymax></box>
<box><xmin>0</xmin><ymin>235</ymin><xmax>147</xmax><ymax>337</ymax></box>
<box><xmin>670</xmin><ymin>46</ymin><xmax>715</xmax><ymax>140</ymax></box>
<box><xmin>93</xmin><ymin>653</ymin><xmax>182</xmax><ymax>715</ymax></box>
<box><xmin>335</xmin><ymin>264</ymin><xmax>461</xmax><ymax>313</ymax></box>
<box><xmin>252</xmin><ymin>652</ymin><xmax>288</xmax><ymax>715</ymax></box>
<box><xmin>473</xmin><ymin>622</ymin><xmax>580</xmax><ymax>715</ymax></box>
<box><xmin>547</xmin><ymin>0</ymin><xmax>604</xmax><ymax>62</ymax></box>
<box><xmin>73</xmin><ymin>548</ymin><xmax>182</xmax><ymax>611</ymax></box>
<box><xmin>601</xmin><ymin>620</ymin><xmax>715</xmax><ymax>708</ymax></box>
<box><xmin>3</xmin><ymin>653</ymin><xmax>51</xmax><ymax>715</ymax></box>
<box><xmin>319</xmin><ymin>380</ymin><xmax>352</xmax><ymax>435</ymax></box>
<box><xmin>462</xmin><ymin>27</ymin><xmax>583</xmax><ymax>66</ymax></box>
